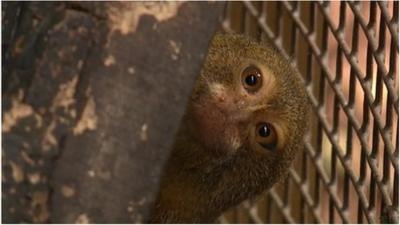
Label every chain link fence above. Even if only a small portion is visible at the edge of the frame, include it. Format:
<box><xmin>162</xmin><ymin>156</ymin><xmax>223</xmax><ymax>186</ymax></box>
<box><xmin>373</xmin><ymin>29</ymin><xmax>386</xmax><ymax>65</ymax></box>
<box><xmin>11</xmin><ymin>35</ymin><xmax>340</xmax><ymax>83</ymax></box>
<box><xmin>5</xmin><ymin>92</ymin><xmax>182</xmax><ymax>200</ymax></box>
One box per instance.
<box><xmin>219</xmin><ymin>1</ymin><xmax>398</xmax><ymax>223</ymax></box>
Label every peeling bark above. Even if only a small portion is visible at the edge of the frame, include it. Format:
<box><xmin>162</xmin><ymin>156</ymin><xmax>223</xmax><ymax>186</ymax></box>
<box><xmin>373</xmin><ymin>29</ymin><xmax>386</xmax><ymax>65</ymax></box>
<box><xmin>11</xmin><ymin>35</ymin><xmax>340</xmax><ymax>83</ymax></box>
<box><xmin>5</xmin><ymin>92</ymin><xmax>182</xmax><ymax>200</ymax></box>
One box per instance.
<box><xmin>2</xmin><ymin>1</ymin><xmax>223</xmax><ymax>223</ymax></box>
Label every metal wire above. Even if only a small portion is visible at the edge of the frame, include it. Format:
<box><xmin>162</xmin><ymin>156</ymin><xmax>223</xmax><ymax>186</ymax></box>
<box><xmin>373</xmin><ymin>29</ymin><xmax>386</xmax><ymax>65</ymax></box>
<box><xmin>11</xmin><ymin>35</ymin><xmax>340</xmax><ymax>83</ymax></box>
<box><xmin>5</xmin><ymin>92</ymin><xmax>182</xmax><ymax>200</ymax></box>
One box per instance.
<box><xmin>220</xmin><ymin>1</ymin><xmax>399</xmax><ymax>223</ymax></box>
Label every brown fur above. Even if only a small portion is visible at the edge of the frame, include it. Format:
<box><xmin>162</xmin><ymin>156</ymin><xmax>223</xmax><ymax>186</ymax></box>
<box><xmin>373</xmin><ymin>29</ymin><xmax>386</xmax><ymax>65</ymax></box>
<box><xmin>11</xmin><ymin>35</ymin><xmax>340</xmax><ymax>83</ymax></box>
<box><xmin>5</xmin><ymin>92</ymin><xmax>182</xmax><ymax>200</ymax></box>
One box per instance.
<box><xmin>150</xmin><ymin>33</ymin><xmax>310</xmax><ymax>223</ymax></box>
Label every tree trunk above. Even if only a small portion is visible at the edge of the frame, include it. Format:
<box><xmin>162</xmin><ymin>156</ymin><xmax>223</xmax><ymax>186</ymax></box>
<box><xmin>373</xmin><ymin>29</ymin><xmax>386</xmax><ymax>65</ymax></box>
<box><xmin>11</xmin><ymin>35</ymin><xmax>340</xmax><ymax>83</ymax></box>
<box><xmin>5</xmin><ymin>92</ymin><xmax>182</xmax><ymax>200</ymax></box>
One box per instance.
<box><xmin>2</xmin><ymin>2</ymin><xmax>223</xmax><ymax>223</ymax></box>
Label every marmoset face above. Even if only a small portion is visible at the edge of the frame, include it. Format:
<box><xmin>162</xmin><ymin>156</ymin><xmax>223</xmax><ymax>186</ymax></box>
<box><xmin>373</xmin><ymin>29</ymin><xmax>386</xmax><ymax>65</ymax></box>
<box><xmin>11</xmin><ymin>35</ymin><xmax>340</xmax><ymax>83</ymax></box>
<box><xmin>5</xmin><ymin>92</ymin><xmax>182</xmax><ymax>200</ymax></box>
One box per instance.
<box><xmin>151</xmin><ymin>33</ymin><xmax>310</xmax><ymax>223</ymax></box>
<box><xmin>188</xmin><ymin>33</ymin><xmax>308</xmax><ymax>162</ymax></box>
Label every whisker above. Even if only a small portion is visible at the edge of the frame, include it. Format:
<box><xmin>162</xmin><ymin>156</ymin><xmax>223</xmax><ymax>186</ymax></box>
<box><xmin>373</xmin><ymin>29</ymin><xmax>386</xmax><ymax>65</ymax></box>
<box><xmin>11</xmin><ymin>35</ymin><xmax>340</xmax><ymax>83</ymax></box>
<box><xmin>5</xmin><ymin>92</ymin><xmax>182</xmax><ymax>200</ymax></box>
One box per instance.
<box><xmin>246</xmin><ymin>104</ymin><xmax>266</xmax><ymax>112</ymax></box>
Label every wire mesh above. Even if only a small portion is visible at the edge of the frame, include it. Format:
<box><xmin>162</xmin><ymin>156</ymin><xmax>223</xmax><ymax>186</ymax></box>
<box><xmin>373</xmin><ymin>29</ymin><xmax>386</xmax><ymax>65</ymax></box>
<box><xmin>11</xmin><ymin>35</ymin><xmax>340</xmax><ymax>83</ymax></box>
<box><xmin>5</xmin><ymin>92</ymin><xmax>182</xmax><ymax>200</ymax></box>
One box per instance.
<box><xmin>219</xmin><ymin>1</ymin><xmax>399</xmax><ymax>223</ymax></box>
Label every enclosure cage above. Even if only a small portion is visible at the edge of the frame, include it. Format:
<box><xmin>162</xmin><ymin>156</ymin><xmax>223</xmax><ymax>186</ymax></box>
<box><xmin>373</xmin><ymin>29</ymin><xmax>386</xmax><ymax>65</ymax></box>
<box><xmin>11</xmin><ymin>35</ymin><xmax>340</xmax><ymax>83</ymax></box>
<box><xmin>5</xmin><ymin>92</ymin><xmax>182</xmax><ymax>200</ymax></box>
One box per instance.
<box><xmin>1</xmin><ymin>1</ymin><xmax>398</xmax><ymax>223</ymax></box>
<box><xmin>218</xmin><ymin>1</ymin><xmax>399</xmax><ymax>224</ymax></box>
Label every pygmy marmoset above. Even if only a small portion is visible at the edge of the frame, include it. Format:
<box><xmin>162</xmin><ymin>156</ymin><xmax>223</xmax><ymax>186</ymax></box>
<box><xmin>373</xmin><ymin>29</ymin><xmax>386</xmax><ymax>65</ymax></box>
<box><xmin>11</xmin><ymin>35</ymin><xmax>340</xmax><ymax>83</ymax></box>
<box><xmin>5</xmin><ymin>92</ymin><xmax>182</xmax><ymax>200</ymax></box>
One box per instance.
<box><xmin>151</xmin><ymin>33</ymin><xmax>309</xmax><ymax>223</ymax></box>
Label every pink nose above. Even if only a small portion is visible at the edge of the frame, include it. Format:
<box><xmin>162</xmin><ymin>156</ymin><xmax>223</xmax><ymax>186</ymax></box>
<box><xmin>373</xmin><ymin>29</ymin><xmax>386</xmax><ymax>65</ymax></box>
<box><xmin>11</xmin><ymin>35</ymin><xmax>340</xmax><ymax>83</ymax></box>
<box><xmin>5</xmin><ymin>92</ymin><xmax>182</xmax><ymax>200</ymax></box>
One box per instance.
<box><xmin>234</xmin><ymin>99</ymin><xmax>245</xmax><ymax>109</ymax></box>
<box><xmin>208</xmin><ymin>86</ymin><xmax>249</xmax><ymax>122</ymax></box>
<box><xmin>217</xmin><ymin>95</ymin><xmax>226</xmax><ymax>102</ymax></box>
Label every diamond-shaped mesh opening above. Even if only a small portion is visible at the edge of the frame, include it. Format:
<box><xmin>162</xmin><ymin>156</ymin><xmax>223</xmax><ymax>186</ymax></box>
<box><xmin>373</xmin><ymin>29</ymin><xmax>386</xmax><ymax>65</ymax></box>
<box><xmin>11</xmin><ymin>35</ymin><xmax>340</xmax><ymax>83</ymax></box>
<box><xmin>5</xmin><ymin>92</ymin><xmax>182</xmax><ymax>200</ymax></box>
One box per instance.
<box><xmin>219</xmin><ymin>1</ymin><xmax>399</xmax><ymax>223</ymax></box>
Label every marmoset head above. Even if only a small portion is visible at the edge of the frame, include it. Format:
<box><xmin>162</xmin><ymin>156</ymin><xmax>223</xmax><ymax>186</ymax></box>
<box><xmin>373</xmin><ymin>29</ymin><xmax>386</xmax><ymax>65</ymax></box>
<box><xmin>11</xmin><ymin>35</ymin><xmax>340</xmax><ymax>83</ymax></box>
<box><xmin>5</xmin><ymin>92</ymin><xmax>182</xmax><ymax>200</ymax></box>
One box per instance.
<box><xmin>152</xmin><ymin>33</ymin><xmax>310</xmax><ymax>223</ymax></box>
<box><xmin>188</xmin><ymin>33</ymin><xmax>309</xmax><ymax>164</ymax></box>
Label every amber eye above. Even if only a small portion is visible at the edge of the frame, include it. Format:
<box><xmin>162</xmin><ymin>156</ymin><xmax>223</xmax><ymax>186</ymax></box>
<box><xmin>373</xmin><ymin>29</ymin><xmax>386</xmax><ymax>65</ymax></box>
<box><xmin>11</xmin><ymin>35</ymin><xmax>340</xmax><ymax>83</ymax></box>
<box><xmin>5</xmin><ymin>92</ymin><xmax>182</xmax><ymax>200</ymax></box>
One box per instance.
<box><xmin>241</xmin><ymin>66</ymin><xmax>263</xmax><ymax>93</ymax></box>
<box><xmin>255</xmin><ymin>122</ymin><xmax>277</xmax><ymax>150</ymax></box>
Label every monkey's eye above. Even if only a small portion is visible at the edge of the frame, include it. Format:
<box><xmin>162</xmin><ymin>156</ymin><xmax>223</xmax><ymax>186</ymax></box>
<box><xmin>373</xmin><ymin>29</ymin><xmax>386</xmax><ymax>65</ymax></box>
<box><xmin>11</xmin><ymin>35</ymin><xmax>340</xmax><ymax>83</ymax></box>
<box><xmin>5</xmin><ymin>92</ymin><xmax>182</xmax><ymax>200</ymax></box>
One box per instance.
<box><xmin>241</xmin><ymin>66</ymin><xmax>263</xmax><ymax>93</ymax></box>
<box><xmin>255</xmin><ymin>122</ymin><xmax>277</xmax><ymax>150</ymax></box>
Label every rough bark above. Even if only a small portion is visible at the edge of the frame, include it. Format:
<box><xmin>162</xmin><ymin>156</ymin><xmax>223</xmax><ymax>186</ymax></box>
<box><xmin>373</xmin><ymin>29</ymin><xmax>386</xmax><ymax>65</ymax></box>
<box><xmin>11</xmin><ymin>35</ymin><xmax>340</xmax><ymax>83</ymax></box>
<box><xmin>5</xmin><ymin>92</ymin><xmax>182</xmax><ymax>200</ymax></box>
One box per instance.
<box><xmin>2</xmin><ymin>2</ymin><xmax>223</xmax><ymax>223</ymax></box>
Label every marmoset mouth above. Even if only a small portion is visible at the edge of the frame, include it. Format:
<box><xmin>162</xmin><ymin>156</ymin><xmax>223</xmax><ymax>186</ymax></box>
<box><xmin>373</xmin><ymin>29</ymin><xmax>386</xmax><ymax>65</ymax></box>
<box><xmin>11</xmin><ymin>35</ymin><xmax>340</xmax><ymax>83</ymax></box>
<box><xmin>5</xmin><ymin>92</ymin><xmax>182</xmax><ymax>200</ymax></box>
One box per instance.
<box><xmin>190</xmin><ymin>98</ymin><xmax>246</xmax><ymax>153</ymax></box>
